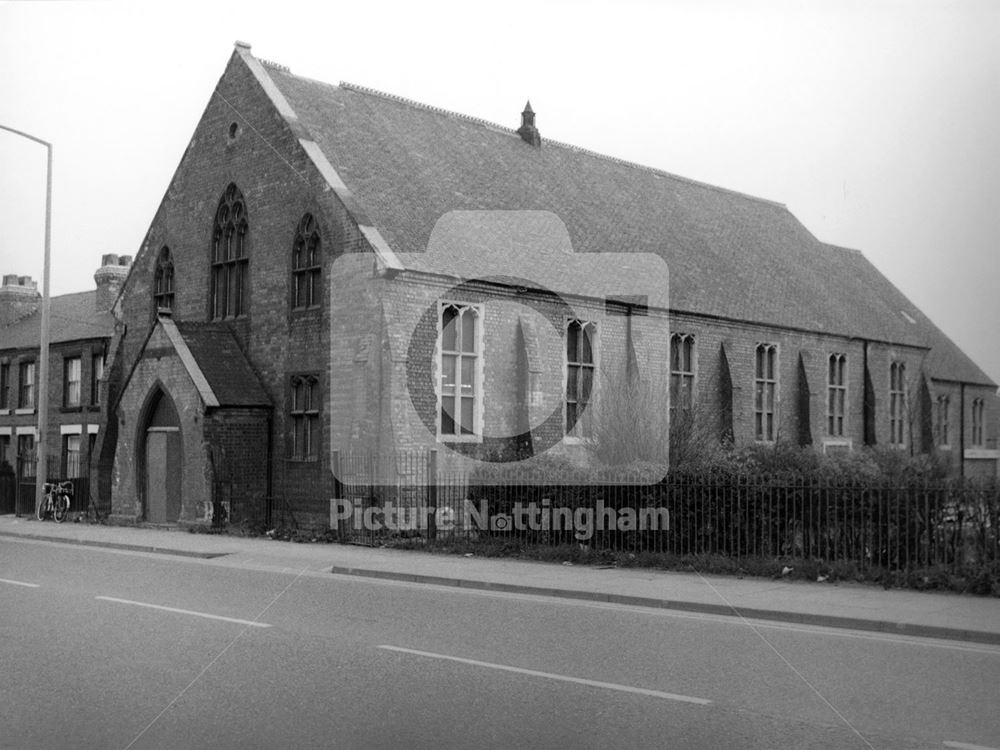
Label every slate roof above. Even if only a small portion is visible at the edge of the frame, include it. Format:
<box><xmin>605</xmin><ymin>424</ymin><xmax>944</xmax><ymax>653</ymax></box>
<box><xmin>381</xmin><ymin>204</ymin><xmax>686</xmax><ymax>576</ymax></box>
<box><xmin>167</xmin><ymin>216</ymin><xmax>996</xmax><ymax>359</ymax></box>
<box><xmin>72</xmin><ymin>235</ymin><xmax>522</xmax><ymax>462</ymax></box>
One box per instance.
<box><xmin>823</xmin><ymin>244</ymin><xmax>994</xmax><ymax>386</ymax></box>
<box><xmin>0</xmin><ymin>291</ymin><xmax>114</xmax><ymax>349</ymax></box>
<box><xmin>174</xmin><ymin>322</ymin><xmax>271</xmax><ymax>407</ymax></box>
<box><xmin>397</xmin><ymin>210</ymin><xmax>671</xmax><ymax>311</ymax></box>
<box><xmin>258</xmin><ymin>58</ymin><xmax>992</xmax><ymax>387</ymax></box>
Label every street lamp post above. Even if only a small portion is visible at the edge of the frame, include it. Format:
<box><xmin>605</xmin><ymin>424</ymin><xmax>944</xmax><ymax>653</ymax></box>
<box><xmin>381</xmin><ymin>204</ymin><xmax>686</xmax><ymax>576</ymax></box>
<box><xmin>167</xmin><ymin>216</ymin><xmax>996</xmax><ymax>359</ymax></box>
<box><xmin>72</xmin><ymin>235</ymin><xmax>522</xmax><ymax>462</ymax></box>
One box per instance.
<box><xmin>0</xmin><ymin>124</ymin><xmax>53</xmax><ymax>518</ymax></box>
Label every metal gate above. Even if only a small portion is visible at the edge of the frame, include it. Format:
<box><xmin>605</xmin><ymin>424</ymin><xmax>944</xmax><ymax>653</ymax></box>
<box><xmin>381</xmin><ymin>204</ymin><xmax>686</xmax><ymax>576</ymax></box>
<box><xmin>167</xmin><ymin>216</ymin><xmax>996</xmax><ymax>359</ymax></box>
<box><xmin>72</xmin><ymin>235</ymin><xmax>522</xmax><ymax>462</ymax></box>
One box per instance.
<box><xmin>15</xmin><ymin>449</ymin><xmax>36</xmax><ymax>516</ymax></box>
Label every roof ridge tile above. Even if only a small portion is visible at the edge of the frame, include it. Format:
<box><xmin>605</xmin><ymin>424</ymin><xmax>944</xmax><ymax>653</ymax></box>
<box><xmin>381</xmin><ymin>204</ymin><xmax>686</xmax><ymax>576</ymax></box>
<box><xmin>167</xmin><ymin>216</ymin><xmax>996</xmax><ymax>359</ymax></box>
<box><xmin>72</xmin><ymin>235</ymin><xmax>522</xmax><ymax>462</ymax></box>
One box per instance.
<box><xmin>338</xmin><ymin>81</ymin><xmax>517</xmax><ymax>135</ymax></box>
<box><xmin>336</xmin><ymin>81</ymin><xmax>786</xmax><ymax>209</ymax></box>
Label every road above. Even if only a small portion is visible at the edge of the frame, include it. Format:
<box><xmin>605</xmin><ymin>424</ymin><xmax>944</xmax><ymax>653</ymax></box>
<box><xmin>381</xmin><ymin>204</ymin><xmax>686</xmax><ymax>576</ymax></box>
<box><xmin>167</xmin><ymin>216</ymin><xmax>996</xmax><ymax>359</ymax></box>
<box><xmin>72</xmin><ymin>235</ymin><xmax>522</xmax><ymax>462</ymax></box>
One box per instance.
<box><xmin>1</xmin><ymin>536</ymin><xmax>999</xmax><ymax>750</ymax></box>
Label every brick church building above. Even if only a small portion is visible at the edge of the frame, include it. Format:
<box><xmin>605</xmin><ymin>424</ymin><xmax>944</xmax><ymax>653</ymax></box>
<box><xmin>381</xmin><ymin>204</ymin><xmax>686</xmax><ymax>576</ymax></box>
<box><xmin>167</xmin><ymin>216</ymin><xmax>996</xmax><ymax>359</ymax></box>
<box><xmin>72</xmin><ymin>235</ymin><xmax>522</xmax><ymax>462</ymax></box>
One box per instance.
<box><xmin>90</xmin><ymin>42</ymin><xmax>996</xmax><ymax>527</ymax></box>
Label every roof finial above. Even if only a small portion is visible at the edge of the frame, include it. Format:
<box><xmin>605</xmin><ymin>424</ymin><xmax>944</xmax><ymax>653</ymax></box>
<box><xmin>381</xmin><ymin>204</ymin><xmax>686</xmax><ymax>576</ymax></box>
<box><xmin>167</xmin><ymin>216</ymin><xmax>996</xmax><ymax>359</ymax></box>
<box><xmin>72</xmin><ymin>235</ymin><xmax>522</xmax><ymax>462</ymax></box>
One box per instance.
<box><xmin>517</xmin><ymin>100</ymin><xmax>541</xmax><ymax>147</ymax></box>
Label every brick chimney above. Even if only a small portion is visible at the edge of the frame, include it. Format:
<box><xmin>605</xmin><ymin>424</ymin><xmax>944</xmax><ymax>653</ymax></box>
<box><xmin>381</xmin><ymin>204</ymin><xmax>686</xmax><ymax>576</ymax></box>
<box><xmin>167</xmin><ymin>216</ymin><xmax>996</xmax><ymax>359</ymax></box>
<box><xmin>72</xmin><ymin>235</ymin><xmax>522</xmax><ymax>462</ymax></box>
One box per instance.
<box><xmin>0</xmin><ymin>274</ymin><xmax>41</xmax><ymax>327</ymax></box>
<box><xmin>517</xmin><ymin>100</ymin><xmax>541</xmax><ymax>147</ymax></box>
<box><xmin>94</xmin><ymin>253</ymin><xmax>131</xmax><ymax>312</ymax></box>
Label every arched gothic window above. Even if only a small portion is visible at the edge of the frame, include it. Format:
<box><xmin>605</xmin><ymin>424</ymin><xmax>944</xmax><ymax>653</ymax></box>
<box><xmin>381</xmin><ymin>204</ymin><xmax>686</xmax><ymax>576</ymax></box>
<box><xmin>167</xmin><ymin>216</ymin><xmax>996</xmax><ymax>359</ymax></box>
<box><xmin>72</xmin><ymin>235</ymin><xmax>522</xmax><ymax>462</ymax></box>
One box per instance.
<box><xmin>153</xmin><ymin>246</ymin><xmax>174</xmax><ymax>312</ymax></box>
<box><xmin>889</xmin><ymin>361</ymin><xmax>906</xmax><ymax>446</ymax></box>
<box><xmin>211</xmin><ymin>184</ymin><xmax>249</xmax><ymax>319</ymax></box>
<box><xmin>670</xmin><ymin>333</ymin><xmax>695</xmax><ymax>415</ymax></box>
<box><xmin>754</xmin><ymin>343</ymin><xmax>778</xmax><ymax>442</ymax></box>
<box><xmin>292</xmin><ymin>214</ymin><xmax>321</xmax><ymax>310</ymax></box>
<box><xmin>290</xmin><ymin>374</ymin><xmax>320</xmax><ymax>459</ymax></box>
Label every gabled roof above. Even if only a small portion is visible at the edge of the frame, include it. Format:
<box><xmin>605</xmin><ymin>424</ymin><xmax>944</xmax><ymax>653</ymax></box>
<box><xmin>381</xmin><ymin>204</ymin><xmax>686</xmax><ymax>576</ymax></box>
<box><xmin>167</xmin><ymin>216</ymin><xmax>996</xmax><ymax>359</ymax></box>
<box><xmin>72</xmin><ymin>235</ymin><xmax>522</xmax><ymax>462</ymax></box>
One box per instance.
<box><xmin>170</xmin><ymin>321</ymin><xmax>271</xmax><ymax>408</ymax></box>
<box><xmin>113</xmin><ymin>317</ymin><xmax>271</xmax><ymax>417</ymax></box>
<box><xmin>0</xmin><ymin>291</ymin><xmax>114</xmax><ymax>350</ymax></box>
<box><xmin>237</xmin><ymin>49</ymin><xmax>993</xmax><ymax>387</ymax></box>
<box><xmin>821</xmin><ymin>244</ymin><xmax>994</xmax><ymax>387</ymax></box>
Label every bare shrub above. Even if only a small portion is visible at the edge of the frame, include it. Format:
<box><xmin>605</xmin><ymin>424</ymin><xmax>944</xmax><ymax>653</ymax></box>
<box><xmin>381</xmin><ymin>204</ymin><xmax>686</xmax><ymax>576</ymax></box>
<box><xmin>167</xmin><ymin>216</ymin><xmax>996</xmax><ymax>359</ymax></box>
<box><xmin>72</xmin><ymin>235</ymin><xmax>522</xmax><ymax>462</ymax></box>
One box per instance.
<box><xmin>585</xmin><ymin>366</ymin><xmax>670</xmax><ymax>466</ymax></box>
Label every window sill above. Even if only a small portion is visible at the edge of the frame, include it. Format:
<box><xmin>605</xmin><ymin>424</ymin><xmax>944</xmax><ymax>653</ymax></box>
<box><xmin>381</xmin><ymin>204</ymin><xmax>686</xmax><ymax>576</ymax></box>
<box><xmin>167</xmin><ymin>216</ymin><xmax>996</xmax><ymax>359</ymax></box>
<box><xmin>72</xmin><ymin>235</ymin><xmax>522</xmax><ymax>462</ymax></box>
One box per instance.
<box><xmin>14</xmin><ymin>408</ymin><xmax>35</xmax><ymax>415</ymax></box>
<box><xmin>965</xmin><ymin>448</ymin><xmax>999</xmax><ymax>460</ymax></box>
<box><xmin>438</xmin><ymin>435</ymin><xmax>483</xmax><ymax>445</ymax></box>
<box><xmin>821</xmin><ymin>438</ymin><xmax>853</xmax><ymax>454</ymax></box>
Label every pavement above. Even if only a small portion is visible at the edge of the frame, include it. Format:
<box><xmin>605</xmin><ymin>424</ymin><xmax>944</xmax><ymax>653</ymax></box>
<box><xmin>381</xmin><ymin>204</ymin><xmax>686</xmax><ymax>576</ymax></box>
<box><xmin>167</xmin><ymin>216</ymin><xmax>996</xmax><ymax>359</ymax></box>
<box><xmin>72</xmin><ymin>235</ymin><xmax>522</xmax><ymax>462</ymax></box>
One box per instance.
<box><xmin>2</xmin><ymin>513</ymin><xmax>999</xmax><ymax>646</ymax></box>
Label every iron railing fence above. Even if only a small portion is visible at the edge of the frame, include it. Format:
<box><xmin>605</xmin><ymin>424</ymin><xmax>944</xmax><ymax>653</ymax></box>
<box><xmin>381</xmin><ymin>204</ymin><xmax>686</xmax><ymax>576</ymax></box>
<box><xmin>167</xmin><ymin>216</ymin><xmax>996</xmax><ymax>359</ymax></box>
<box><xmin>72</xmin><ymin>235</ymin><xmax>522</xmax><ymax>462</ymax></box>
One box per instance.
<box><xmin>328</xmin><ymin>449</ymin><xmax>1000</xmax><ymax>572</ymax></box>
<box><xmin>14</xmin><ymin>452</ymin><xmax>106</xmax><ymax>520</ymax></box>
<box><xmin>211</xmin><ymin>480</ymin><xmax>272</xmax><ymax>531</ymax></box>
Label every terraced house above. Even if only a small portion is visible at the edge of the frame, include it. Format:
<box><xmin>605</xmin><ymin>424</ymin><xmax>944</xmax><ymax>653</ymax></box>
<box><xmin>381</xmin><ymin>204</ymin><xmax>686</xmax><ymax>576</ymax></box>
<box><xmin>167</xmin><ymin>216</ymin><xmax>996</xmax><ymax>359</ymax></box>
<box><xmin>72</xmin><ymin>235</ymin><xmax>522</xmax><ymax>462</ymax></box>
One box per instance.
<box><xmin>0</xmin><ymin>255</ymin><xmax>127</xmax><ymax>514</ymax></box>
<box><xmin>69</xmin><ymin>42</ymin><xmax>996</xmax><ymax>528</ymax></box>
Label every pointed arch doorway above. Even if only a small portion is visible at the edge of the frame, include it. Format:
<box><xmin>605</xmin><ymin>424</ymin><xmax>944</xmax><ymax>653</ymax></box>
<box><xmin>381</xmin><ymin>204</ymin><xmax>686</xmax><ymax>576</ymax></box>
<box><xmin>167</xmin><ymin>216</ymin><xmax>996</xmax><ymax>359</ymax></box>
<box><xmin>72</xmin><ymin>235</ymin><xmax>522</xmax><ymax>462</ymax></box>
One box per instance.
<box><xmin>141</xmin><ymin>389</ymin><xmax>182</xmax><ymax>524</ymax></box>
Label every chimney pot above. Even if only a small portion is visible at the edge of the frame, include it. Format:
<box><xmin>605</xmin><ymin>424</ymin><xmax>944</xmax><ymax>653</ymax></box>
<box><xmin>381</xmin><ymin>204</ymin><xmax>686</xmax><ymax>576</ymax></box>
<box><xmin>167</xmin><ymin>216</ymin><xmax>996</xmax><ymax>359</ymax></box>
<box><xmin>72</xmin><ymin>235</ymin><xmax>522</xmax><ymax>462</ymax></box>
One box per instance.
<box><xmin>0</xmin><ymin>273</ymin><xmax>41</xmax><ymax>325</ymax></box>
<box><xmin>94</xmin><ymin>256</ymin><xmax>129</xmax><ymax>312</ymax></box>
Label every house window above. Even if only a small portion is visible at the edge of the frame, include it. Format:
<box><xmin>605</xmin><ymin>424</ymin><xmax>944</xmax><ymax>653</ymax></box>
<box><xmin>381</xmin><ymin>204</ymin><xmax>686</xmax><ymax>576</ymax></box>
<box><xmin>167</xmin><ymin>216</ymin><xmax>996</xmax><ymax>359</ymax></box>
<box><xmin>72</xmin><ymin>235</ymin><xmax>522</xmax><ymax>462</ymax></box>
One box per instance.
<box><xmin>754</xmin><ymin>344</ymin><xmax>778</xmax><ymax>442</ymax></box>
<box><xmin>154</xmin><ymin>246</ymin><xmax>175</xmax><ymax>312</ymax></box>
<box><xmin>17</xmin><ymin>434</ymin><xmax>34</xmax><ymax>461</ymax></box>
<box><xmin>827</xmin><ymin>353</ymin><xmax>847</xmax><ymax>437</ymax></box>
<box><xmin>971</xmin><ymin>398</ymin><xmax>985</xmax><ymax>447</ymax></box>
<box><xmin>0</xmin><ymin>363</ymin><xmax>9</xmax><ymax>409</ymax></box>
<box><xmin>91</xmin><ymin>353</ymin><xmax>105</xmax><ymax>406</ymax></box>
<box><xmin>292</xmin><ymin>214</ymin><xmax>321</xmax><ymax>310</ymax></box>
<box><xmin>18</xmin><ymin>362</ymin><xmax>35</xmax><ymax>409</ymax></box>
<box><xmin>889</xmin><ymin>362</ymin><xmax>906</xmax><ymax>446</ymax></box>
<box><xmin>439</xmin><ymin>303</ymin><xmax>481</xmax><ymax>439</ymax></box>
<box><xmin>289</xmin><ymin>375</ymin><xmax>319</xmax><ymax>460</ymax></box>
<box><xmin>211</xmin><ymin>183</ymin><xmax>249</xmax><ymax>320</ymax></box>
<box><xmin>670</xmin><ymin>334</ymin><xmax>695</xmax><ymax>416</ymax></box>
<box><xmin>934</xmin><ymin>394</ymin><xmax>950</xmax><ymax>447</ymax></box>
<box><xmin>64</xmin><ymin>356</ymin><xmax>81</xmax><ymax>407</ymax></box>
<box><xmin>566</xmin><ymin>319</ymin><xmax>596</xmax><ymax>438</ymax></box>
<box><xmin>0</xmin><ymin>435</ymin><xmax>9</xmax><ymax>467</ymax></box>
<box><xmin>63</xmin><ymin>434</ymin><xmax>82</xmax><ymax>478</ymax></box>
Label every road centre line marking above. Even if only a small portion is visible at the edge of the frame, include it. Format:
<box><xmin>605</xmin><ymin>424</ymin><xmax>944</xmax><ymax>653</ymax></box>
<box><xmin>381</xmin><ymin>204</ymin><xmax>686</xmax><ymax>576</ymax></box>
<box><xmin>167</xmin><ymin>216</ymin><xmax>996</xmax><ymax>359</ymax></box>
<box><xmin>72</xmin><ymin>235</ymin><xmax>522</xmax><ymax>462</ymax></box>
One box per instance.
<box><xmin>377</xmin><ymin>645</ymin><xmax>711</xmax><ymax>705</ymax></box>
<box><xmin>944</xmin><ymin>742</ymin><xmax>1000</xmax><ymax>750</ymax></box>
<box><xmin>96</xmin><ymin>596</ymin><xmax>271</xmax><ymax>628</ymax></box>
<box><xmin>337</xmin><ymin>576</ymin><xmax>1000</xmax><ymax>655</ymax></box>
<box><xmin>0</xmin><ymin>577</ymin><xmax>40</xmax><ymax>588</ymax></box>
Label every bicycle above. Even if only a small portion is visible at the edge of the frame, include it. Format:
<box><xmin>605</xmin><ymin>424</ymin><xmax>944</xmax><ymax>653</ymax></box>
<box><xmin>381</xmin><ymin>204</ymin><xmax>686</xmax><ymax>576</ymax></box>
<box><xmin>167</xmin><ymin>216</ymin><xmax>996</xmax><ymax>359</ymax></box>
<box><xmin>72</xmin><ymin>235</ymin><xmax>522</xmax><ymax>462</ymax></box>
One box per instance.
<box><xmin>37</xmin><ymin>481</ymin><xmax>73</xmax><ymax>523</ymax></box>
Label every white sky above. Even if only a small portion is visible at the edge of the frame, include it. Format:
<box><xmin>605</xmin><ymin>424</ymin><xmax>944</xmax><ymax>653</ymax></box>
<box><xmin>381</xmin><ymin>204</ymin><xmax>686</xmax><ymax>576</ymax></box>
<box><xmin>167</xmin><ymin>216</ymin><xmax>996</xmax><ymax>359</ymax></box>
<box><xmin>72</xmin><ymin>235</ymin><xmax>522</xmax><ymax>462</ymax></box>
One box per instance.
<box><xmin>1</xmin><ymin>0</ymin><xmax>998</xmax><ymax>384</ymax></box>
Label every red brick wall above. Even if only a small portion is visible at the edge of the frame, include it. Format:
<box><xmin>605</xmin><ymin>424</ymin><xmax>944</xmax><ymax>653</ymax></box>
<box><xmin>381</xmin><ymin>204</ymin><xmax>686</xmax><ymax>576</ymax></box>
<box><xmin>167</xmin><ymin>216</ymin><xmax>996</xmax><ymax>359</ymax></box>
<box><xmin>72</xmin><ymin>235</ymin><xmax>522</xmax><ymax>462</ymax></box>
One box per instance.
<box><xmin>109</xmin><ymin>327</ymin><xmax>211</xmax><ymax>523</ymax></box>
<box><xmin>669</xmin><ymin>312</ymin><xmax>932</xmax><ymax>452</ymax></box>
<box><xmin>0</xmin><ymin>338</ymin><xmax>107</xmax><ymax>479</ymax></box>
<box><xmin>110</xmin><ymin>52</ymin><xmax>375</xmax><ymax>513</ymax></box>
<box><xmin>203</xmin><ymin>408</ymin><xmax>269</xmax><ymax>518</ymax></box>
<box><xmin>328</xmin><ymin>273</ymin><xmax>670</xmax><ymax>473</ymax></box>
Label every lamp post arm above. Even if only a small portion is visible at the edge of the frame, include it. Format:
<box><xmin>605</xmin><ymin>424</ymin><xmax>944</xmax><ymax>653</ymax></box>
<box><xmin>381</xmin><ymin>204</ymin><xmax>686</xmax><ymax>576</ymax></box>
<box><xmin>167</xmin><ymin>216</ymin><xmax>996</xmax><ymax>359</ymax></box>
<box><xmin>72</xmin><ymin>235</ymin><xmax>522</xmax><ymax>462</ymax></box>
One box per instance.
<box><xmin>0</xmin><ymin>124</ymin><xmax>53</xmax><ymax>515</ymax></box>
<box><xmin>0</xmin><ymin>124</ymin><xmax>51</xmax><ymax>149</ymax></box>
